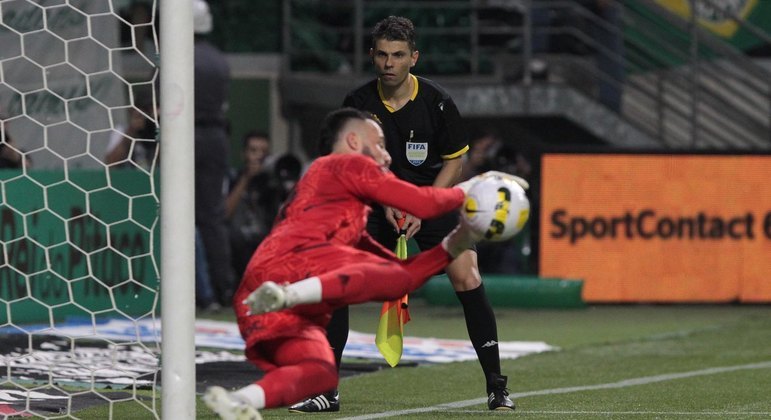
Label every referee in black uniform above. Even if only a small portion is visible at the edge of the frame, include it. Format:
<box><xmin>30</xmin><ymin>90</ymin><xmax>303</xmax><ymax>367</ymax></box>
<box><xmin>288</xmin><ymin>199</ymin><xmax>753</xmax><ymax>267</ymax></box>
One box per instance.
<box><xmin>289</xmin><ymin>16</ymin><xmax>515</xmax><ymax>413</ymax></box>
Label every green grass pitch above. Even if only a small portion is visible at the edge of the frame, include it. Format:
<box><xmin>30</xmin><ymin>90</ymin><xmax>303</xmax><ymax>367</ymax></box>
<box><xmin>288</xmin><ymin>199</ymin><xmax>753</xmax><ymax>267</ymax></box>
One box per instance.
<box><xmin>75</xmin><ymin>301</ymin><xmax>771</xmax><ymax>419</ymax></box>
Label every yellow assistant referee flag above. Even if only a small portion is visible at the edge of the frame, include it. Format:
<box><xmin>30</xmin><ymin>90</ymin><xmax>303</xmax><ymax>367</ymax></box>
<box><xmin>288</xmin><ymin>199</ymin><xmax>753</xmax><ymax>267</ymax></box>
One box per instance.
<box><xmin>375</xmin><ymin>219</ymin><xmax>411</xmax><ymax>367</ymax></box>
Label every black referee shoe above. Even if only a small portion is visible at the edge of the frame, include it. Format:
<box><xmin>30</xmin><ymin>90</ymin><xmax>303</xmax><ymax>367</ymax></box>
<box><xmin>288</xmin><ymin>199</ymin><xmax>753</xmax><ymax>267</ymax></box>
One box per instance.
<box><xmin>487</xmin><ymin>373</ymin><xmax>516</xmax><ymax>410</ymax></box>
<box><xmin>288</xmin><ymin>390</ymin><xmax>339</xmax><ymax>413</ymax></box>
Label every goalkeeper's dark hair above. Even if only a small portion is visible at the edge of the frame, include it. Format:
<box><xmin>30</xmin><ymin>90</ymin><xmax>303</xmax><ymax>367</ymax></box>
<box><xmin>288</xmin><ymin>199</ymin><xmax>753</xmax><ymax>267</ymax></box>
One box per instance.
<box><xmin>372</xmin><ymin>16</ymin><xmax>416</xmax><ymax>52</ymax></box>
<box><xmin>318</xmin><ymin>107</ymin><xmax>378</xmax><ymax>156</ymax></box>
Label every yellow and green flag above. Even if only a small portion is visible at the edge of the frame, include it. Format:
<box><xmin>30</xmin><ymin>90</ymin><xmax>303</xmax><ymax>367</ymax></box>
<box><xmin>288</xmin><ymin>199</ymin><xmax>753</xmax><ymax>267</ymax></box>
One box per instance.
<box><xmin>375</xmin><ymin>228</ymin><xmax>410</xmax><ymax>367</ymax></box>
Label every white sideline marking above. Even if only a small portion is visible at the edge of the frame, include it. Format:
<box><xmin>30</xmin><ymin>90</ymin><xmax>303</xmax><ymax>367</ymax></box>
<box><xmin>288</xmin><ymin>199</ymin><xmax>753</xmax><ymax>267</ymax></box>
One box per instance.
<box><xmin>520</xmin><ymin>411</ymin><xmax>771</xmax><ymax>416</ymax></box>
<box><xmin>443</xmin><ymin>410</ymin><xmax>771</xmax><ymax>416</ymax></box>
<box><xmin>341</xmin><ymin>361</ymin><xmax>771</xmax><ymax>419</ymax></box>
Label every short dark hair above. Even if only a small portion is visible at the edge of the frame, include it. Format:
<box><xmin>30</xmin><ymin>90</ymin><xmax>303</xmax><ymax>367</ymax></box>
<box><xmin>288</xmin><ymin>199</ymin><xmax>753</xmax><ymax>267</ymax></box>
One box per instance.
<box><xmin>318</xmin><ymin>107</ymin><xmax>376</xmax><ymax>156</ymax></box>
<box><xmin>371</xmin><ymin>16</ymin><xmax>416</xmax><ymax>52</ymax></box>
<box><xmin>242</xmin><ymin>130</ymin><xmax>269</xmax><ymax>149</ymax></box>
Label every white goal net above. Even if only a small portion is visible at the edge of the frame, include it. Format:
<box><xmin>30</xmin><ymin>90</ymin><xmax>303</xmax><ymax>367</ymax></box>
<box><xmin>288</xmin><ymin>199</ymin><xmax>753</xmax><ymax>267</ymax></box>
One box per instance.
<box><xmin>0</xmin><ymin>0</ymin><xmax>166</xmax><ymax>418</ymax></box>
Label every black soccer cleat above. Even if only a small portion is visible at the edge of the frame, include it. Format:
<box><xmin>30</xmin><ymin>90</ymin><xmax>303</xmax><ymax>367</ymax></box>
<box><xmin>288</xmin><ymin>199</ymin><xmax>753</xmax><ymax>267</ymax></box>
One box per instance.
<box><xmin>487</xmin><ymin>373</ymin><xmax>516</xmax><ymax>410</ymax></box>
<box><xmin>288</xmin><ymin>390</ymin><xmax>340</xmax><ymax>413</ymax></box>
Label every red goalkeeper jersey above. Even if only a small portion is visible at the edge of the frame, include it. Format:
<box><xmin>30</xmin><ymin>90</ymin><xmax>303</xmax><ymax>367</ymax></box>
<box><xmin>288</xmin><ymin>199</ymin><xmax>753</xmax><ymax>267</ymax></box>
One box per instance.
<box><xmin>234</xmin><ymin>153</ymin><xmax>463</xmax><ymax>345</ymax></box>
<box><xmin>254</xmin><ymin>153</ymin><xmax>463</xmax><ymax>259</ymax></box>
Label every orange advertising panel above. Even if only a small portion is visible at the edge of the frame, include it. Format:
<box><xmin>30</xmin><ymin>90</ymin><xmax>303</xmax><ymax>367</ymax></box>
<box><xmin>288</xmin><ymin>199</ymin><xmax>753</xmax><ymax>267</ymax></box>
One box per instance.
<box><xmin>539</xmin><ymin>154</ymin><xmax>771</xmax><ymax>303</ymax></box>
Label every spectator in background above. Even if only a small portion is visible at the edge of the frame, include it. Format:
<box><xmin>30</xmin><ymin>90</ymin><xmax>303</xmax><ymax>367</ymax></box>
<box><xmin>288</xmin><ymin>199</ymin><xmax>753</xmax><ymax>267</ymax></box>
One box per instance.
<box><xmin>119</xmin><ymin>0</ymin><xmax>155</xmax><ymax>55</ymax></box>
<box><xmin>104</xmin><ymin>101</ymin><xmax>158</xmax><ymax>170</ymax></box>
<box><xmin>0</xmin><ymin>120</ymin><xmax>26</xmax><ymax>169</ymax></box>
<box><xmin>196</xmin><ymin>228</ymin><xmax>220</xmax><ymax>312</ymax></box>
<box><xmin>268</xmin><ymin>153</ymin><xmax>303</xmax><ymax>206</ymax></box>
<box><xmin>226</xmin><ymin>131</ymin><xmax>275</xmax><ymax>278</ymax></box>
<box><xmin>193</xmin><ymin>0</ymin><xmax>236</xmax><ymax>307</ymax></box>
<box><xmin>459</xmin><ymin>131</ymin><xmax>502</xmax><ymax>182</ymax></box>
<box><xmin>103</xmin><ymin>99</ymin><xmax>224</xmax><ymax>307</ymax></box>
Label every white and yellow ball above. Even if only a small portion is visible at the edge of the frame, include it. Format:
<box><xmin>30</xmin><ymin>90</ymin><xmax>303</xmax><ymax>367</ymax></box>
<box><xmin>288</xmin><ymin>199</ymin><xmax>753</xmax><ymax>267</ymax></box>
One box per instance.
<box><xmin>461</xmin><ymin>174</ymin><xmax>530</xmax><ymax>242</ymax></box>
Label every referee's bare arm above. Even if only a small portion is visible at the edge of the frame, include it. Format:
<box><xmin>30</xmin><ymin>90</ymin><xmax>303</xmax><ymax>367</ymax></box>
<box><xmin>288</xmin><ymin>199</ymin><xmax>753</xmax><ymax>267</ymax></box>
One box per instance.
<box><xmin>433</xmin><ymin>157</ymin><xmax>463</xmax><ymax>188</ymax></box>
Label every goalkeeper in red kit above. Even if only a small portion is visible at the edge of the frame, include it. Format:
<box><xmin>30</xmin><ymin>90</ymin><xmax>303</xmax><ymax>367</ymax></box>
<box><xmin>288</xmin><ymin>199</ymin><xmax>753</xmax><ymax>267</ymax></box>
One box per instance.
<box><xmin>203</xmin><ymin>108</ymin><xmax>483</xmax><ymax>419</ymax></box>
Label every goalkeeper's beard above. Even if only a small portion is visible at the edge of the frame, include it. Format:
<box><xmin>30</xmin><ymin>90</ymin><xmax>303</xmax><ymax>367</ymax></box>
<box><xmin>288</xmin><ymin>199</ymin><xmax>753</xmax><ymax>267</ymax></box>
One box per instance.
<box><xmin>362</xmin><ymin>144</ymin><xmax>385</xmax><ymax>168</ymax></box>
<box><xmin>362</xmin><ymin>144</ymin><xmax>374</xmax><ymax>160</ymax></box>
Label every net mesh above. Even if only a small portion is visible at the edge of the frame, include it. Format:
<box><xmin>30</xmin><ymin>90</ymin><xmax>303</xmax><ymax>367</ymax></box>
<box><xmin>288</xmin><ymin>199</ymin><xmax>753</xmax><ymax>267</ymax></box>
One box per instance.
<box><xmin>1</xmin><ymin>0</ymin><xmax>160</xmax><ymax>418</ymax></box>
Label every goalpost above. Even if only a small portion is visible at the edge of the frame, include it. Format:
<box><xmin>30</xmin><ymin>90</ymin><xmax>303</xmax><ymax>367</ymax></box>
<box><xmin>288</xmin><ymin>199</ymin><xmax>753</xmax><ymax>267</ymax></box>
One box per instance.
<box><xmin>0</xmin><ymin>0</ymin><xmax>195</xmax><ymax>418</ymax></box>
<box><xmin>159</xmin><ymin>0</ymin><xmax>196</xmax><ymax>418</ymax></box>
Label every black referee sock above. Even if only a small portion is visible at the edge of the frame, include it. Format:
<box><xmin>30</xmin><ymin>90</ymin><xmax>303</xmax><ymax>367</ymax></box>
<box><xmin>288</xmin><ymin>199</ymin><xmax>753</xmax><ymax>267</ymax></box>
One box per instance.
<box><xmin>456</xmin><ymin>283</ymin><xmax>502</xmax><ymax>391</ymax></box>
<box><xmin>326</xmin><ymin>306</ymin><xmax>350</xmax><ymax>372</ymax></box>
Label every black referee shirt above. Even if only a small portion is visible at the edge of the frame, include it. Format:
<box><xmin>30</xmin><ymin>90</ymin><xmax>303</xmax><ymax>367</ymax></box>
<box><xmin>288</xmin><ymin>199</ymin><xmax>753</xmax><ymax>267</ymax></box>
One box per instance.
<box><xmin>343</xmin><ymin>75</ymin><xmax>469</xmax><ymax>186</ymax></box>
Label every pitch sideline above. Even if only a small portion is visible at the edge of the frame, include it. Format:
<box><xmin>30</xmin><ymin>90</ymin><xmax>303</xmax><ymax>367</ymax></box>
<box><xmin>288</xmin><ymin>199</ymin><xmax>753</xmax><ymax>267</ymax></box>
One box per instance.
<box><xmin>341</xmin><ymin>360</ymin><xmax>771</xmax><ymax>419</ymax></box>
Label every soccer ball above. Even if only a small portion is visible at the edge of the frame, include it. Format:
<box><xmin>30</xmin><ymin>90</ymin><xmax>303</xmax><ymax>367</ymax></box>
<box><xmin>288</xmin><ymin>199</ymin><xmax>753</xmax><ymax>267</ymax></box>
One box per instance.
<box><xmin>461</xmin><ymin>174</ymin><xmax>530</xmax><ymax>242</ymax></box>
